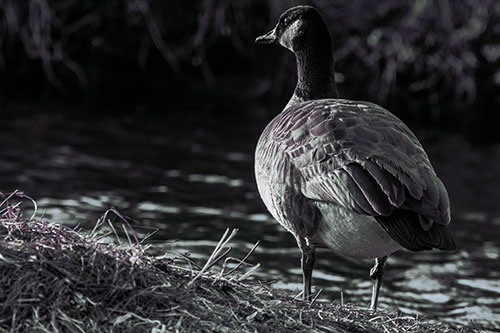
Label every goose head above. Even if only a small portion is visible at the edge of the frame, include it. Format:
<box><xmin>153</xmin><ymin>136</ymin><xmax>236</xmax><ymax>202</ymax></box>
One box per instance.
<box><xmin>255</xmin><ymin>6</ymin><xmax>338</xmax><ymax>107</ymax></box>
<box><xmin>255</xmin><ymin>6</ymin><xmax>330</xmax><ymax>53</ymax></box>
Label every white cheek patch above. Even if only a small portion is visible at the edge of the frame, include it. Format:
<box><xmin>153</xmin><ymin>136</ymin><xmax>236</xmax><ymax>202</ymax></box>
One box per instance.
<box><xmin>280</xmin><ymin>19</ymin><xmax>302</xmax><ymax>51</ymax></box>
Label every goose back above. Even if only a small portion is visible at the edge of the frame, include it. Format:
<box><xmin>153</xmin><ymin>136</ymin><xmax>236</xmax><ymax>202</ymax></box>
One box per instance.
<box><xmin>255</xmin><ymin>98</ymin><xmax>455</xmax><ymax>253</ymax></box>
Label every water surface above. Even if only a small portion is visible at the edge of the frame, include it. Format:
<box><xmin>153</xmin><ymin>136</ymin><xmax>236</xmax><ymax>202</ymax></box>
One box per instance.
<box><xmin>1</xmin><ymin>107</ymin><xmax>499</xmax><ymax>332</ymax></box>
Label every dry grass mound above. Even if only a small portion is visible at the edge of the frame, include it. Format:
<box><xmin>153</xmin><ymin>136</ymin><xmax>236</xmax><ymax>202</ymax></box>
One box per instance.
<box><xmin>0</xmin><ymin>191</ymin><xmax>475</xmax><ymax>332</ymax></box>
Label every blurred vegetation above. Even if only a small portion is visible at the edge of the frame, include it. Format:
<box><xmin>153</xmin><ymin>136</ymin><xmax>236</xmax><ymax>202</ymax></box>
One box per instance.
<box><xmin>0</xmin><ymin>0</ymin><xmax>499</xmax><ymax>140</ymax></box>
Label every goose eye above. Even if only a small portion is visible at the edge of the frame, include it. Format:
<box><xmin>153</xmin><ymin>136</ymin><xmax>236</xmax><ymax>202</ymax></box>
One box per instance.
<box><xmin>283</xmin><ymin>17</ymin><xmax>290</xmax><ymax>26</ymax></box>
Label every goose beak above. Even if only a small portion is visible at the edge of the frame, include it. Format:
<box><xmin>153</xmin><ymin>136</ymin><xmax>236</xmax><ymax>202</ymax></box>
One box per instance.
<box><xmin>256</xmin><ymin>29</ymin><xmax>277</xmax><ymax>44</ymax></box>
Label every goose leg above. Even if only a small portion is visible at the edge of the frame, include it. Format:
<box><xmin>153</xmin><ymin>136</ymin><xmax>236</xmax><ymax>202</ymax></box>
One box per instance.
<box><xmin>301</xmin><ymin>246</ymin><xmax>315</xmax><ymax>300</ymax></box>
<box><xmin>369</xmin><ymin>256</ymin><xmax>388</xmax><ymax>310</ymax></box>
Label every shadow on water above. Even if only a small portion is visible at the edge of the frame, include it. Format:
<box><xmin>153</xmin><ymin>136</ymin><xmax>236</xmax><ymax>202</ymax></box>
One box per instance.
<box><xmin>1</xmin><ymin>105</ymin><xmax>499</xmax><ymax>331</ymax></box>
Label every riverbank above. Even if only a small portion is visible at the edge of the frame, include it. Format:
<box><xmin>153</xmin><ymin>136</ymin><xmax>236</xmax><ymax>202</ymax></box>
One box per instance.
<box><xmin>0</xmin><ymin>197</ymin><xmax>475</xmax><ymax>332</ymax></box>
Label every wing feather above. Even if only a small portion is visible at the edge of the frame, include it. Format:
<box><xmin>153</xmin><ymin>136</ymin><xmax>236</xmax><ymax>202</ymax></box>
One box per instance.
<box><xmin>373</xmin><ymin>157</ymin><xmax>424</xmax><ymax>200</ymax></box>
<box><xmin>276</xmin><ymin>99</ymin><xmax>450</xmax><ymax>228</ymax></box>
<box><xmin>343</xmin><ymin>164</ymin><xmax>393</xmax><ymax>215</ymax></box>
<box><xmin>339</xmin><ymin>168</ymin><xmax>378</xmax><ymax>215</ymax></box>
<box><xmin>376</xmin><ymin>210</ymin><xmax>456</xmax><ymax>251</ymax></box>
<box><xmin>363</xmin><ymin>160</ymin><xmax>405</xmax><ymax>207</ymax></box>
<box><xmin>260</xmin><ymin>98</ymin><xmax>455</xmax><ymax>251</ymax></box>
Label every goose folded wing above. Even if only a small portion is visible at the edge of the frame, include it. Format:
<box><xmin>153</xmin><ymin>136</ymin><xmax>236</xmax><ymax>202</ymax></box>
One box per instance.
<box><xmin>290</xmin><ymin>120</ymin><xmax>449</xmax><ymax>225</ymax></box>
<box><xmin>280</xmin><ymin>100</ymin><xmax>453</xmax><ymax>250</ymax></box>
<box><xmin>300</xmin><ymin>159</ymin><xmax>403</xmax><ymax>216</ymax></box>
<box><xmin>279</xmin><ymin>99</ymin><xmax>450</xmax><ymax>222</ymax></box>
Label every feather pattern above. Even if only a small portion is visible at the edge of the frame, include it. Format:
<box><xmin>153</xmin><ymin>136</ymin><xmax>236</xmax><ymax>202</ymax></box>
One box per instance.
<box><xmin>255</xmin><ymin>98</ymin><xmax>453</xmax><ymax>252</ymax></box>
<box><xmin>375</xmin><ymin>210</ymin><xmax>456</xmax><ymax>251</ymax></box>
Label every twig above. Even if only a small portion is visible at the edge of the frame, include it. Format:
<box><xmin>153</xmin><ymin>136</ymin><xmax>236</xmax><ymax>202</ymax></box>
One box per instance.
<box><xmin>187</xmin><ymin>228</ymin><xmax>238</xmax><ymax>287</ymax></box>
<box><xmin>221</xmin><ymin>240</ymin><xmax>260</xmax><ymax>277</ymax></box>
<box><xmin>308</xmin><ymin>288</ymin><xmax>323</xmax><ymax>309</ymax></box>
<box><xmin>0</xmin><ymin>190</ymin><xmax>19</xmax><ymax>209</ymax></box>
<box><xmin>110</xmin><ymin>207</ymin><xmax>140</xmax><ymax>245</ymax></box>
<box><xmin>133</xmin><ymin>0</ymin><xmax>182</xmax><ymax>76</ymax></box>
<box><xmin>122</xmin><ymin>224</ymin><xmax>132</xmax><ymax>245</ymax></box>
<box><xmin>140</xmin><ymin>228</ymin><xmax>159</xmax><ymax>244</ymax></box>
<box><xmin>236</xmin><ymin>263</ymin><xmax>260</xmax><ymax>282</ymax></box>
<box><xmin>16</xmin><ymin>192</ymin><xmax>38</xmax><ymax>220</ymax></box>
<box><xmin>106</xmin><ymin>217</ymin><xmax>121</xmax><ymax>244</ymax></box>
<box><xmin>157</xmin><ymin>250</ymin><xmax>202</xmax><ymax>270</ymax></box>
<box><xmin>204</xmin><ymin>246</ymin><xmax>233</xmax><ymax>273</ymax></box>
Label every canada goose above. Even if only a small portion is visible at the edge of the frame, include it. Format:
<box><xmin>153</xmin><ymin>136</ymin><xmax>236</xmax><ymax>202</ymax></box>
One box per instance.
<box><xmin>254</xmin><ymin>5</ymin><xmax>455</xmax><ymax>310</ymax></box>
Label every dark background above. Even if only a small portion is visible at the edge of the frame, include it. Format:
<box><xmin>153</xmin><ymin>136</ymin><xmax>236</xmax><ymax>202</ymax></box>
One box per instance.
<box><xmin>1</xmin><ymin>0</ymin><xmax>500</xmax><ymax>142</ymax></box>
<box><xmin>1</xmin><ymin>2</ymin><xmax>500</xmax><ymax>329</ymax></box>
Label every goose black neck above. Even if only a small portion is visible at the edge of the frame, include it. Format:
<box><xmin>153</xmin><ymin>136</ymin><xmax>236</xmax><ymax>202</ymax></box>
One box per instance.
<box><xmin>289</xmin><ymin>42</ymin><xmax>339</xmax><ymax>107</ymax></box>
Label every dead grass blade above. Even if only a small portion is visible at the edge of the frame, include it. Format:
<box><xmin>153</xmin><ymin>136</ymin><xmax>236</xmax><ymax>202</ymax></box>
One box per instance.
<box><xmin>187</xmin><ymin>228</ymin><xmax>238</xmax><ymax>287</ymax></box>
